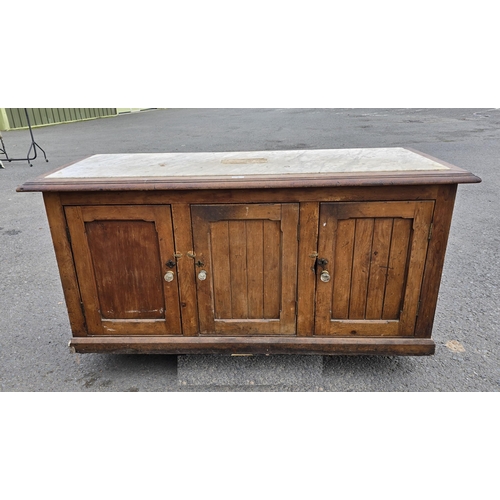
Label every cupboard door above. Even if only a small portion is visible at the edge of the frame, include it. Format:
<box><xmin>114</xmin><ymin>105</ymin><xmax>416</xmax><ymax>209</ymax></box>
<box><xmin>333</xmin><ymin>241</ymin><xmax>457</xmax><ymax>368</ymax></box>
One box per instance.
<box><xmin>191</xmin><ymin>204</ymin><xmax>299</xmax><ymax>335</ymax></box>
<box><xmin>315</xmin><ymin>201</ymin><xmax>434</xmax><ymax>337</ymax></box>
<box><xmin>65</xmin><ymin>205</ymin><xmax>182</xmax><ymax>335</ymax></box>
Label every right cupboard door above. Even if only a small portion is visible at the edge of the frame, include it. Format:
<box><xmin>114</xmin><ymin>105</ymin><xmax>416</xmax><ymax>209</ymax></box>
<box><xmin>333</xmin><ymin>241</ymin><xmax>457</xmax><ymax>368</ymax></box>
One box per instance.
<box><xmin>315</xmin><ymin>201</ymin><xmax>434</xmax><ymax>337</ymax></box>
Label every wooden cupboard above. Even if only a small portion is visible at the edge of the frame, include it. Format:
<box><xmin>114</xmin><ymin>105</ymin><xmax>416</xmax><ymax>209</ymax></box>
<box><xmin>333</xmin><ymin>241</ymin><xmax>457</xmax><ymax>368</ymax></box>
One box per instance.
<box><xmin>18</xmin><ymin>148</ymin><xmax>481</xmax><ymax>355</ymax></box>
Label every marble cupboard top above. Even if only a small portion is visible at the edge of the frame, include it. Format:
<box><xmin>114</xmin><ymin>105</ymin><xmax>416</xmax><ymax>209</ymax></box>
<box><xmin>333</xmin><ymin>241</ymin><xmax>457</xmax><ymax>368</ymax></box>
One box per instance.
<box><xmin>46</xmin><ymin>148</ymin><xmax>450</xmax><ymax>179</ymax></box>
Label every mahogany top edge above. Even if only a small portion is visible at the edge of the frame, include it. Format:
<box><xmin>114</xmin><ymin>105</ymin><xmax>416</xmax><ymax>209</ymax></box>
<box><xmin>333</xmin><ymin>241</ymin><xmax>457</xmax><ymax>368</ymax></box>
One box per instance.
<box><xmin>16</xmin><ymin>148</ymin><xmax>482</xmax><ymax>193</ymax></box>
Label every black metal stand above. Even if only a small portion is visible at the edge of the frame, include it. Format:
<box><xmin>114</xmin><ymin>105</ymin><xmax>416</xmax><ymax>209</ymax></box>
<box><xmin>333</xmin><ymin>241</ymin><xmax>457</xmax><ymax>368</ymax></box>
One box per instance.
<box><xmin>0</xmin><ymin>108</ymin><xmax>49</xmax><ymax>167</ymax></box>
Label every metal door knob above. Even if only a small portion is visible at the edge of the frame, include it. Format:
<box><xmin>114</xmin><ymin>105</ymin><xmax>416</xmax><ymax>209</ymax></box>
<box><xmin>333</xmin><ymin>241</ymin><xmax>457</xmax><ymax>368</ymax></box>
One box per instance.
<box><xmin>320</xmin><ymin>270</ymin><xmax>330</xmax><ymax>283</ymax></box>
<box><xmin>164</xmin><ymin>271</ymin><xmax>175</xmax><ymax>282</ymax></box>
<box><xmin>198</xmin><ymin>270</ymin><xmax>207</xmax><ymax>281</ymax></box>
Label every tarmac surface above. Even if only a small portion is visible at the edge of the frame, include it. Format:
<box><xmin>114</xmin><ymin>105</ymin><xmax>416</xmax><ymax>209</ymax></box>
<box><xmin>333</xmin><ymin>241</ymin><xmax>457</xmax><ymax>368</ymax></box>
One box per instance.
<box><xmin>1</xmin><ymin>108</ymin><xmax>499</xmax><ymax>392</ymax></box>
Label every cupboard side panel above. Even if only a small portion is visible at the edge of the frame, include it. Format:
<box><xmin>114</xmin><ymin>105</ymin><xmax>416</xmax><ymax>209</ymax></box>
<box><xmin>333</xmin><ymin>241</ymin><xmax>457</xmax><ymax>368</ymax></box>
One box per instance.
<box><xmin>43</xmin><ymin>193</ymin><xmax>87</xmax><ymax>337</ymax></box>
<box><xmin>415</xmin><ymin>184</ymin><xmax>457</xmax><ymax>338</ymax></box>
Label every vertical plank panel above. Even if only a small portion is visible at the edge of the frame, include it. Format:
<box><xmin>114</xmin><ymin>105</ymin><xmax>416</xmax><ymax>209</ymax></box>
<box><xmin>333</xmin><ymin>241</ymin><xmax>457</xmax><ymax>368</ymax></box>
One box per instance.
<box><xmin>382</xmin><ymin>218</ymin><xmax>412</xmax><ymax>319</ymax></box>
<box><xmin>172</xmin><ymin>203</ymin><xmax>199</xmax><ymax>336</ymax></box>
<box><xmin>263</xmin><ymin>220</ymin><xmax>281</xmax><ymax>319</ymax></box>
<box><xmin>280</xmin><ymin>204</ymin><xmax>299</xmax><ymax>333</ymax></box>
<box><xmin>211</xmin><ymin>221</ymin><xmax>232</xmax><ymax>319</ymax></box>
<box><xmin>398</xmin><ymin>202</ymin><xmax>434</xmax><ymax>335</ymax></box>
<box><xmin>314</xmin><ymin>204</ymin><xmax>337</xmax><ymax>334</ymax></box>
<box><xmin>365</xmin><ymin>218</ymin><xmax>393</xmax><ymax>319</ymax></box>
<box><xmin>349</xmin><ymin>218</ymin><xmax>375</xmax><ymax>319</ymax></box>
<box><xmin>297</xmin><ymin>202</ymin><xmax>319</xmax><ymax>336</ymax></box>
<box><xmin>191</xmin><ymin>208</ymin><xmax>215</xmax><ymax>333</ymax></box>
<box><xmin>332</xmin><ymin>219</ymin><xmax>356</xmax><ymax>319</ymax></box>
<box><xmin>246</xmin><ymin>220</ymin><xmax>264</xmax><ymax>319</ymax></box>
<box><xmin>154</xmin><ymin>205</ymin><xmax>182</xmax><ymax>334</ymax></box>
<box><xmin>229</xmin><ymin>220</ymin><xmax>248</xmax><ymax>319</ymax></box>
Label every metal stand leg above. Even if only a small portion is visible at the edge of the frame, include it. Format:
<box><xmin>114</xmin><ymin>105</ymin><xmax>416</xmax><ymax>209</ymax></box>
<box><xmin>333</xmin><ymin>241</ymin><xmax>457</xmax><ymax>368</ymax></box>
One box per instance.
<box><xmin>0</xmin><ymin>132</ymin><xmax>6</xmax><ymax>168</ymax></box>
<box><xmin>24</xmin><ymin>109</ymin><xmax>49</xmax><ymax>167</ymax></box>
<box><xmin>0</xmin><ymin>109</ymin><xmax>49</xmax><ymax>167</ymax></box>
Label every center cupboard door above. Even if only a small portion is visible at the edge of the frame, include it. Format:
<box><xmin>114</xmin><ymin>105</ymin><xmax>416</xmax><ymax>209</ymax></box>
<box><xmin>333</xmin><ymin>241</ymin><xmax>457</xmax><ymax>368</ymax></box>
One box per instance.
<box><xmin>315</xmin><ymin>201</ymin><xmax>434</xmax><ymax>337</ymax></box>
<box><xmin>191</xmin><ymin>204</ymin><xmax>299</xmax><ymax>335</ymax></box>
<box><xmin>65</xmin><ymin>205</ymin><xmax>182</xmax><ymax>336</ymax></box>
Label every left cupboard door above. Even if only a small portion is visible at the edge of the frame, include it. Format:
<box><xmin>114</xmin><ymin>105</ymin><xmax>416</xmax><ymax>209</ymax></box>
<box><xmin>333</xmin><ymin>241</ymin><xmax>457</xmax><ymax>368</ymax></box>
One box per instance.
<box><xmin>64</xmin><ymin>205</ymin><xmax>182</xmax><ymax>335</ymax></box>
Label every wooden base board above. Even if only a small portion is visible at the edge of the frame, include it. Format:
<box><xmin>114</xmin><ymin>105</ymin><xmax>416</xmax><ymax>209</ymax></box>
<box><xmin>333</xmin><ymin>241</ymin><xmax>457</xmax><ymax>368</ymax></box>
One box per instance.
<box><xmin>70</xmin><ymin>336</ymin><xmax>435</xmax><ymax>356</ymax></box>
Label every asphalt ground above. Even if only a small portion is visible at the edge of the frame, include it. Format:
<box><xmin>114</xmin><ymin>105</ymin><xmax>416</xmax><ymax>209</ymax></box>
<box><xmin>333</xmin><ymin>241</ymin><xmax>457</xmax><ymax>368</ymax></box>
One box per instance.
<box><xmin>1</xmin><ymin>108</ymin><xmax>499</xmax><ymax>392</ymax></box>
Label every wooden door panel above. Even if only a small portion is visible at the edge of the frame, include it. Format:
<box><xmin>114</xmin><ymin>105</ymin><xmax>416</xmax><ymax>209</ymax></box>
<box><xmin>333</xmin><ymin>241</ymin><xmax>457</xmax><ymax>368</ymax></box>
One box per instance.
<box><xmin>263</xmin><ymin>219</ymin><xmax>282</xmax><ymax>319</ymax></box>
<box><xmin>246</xmin><ymin>220</ymin><xmax>265</xmax><ymax>319</ymax></box>
<box><xmin>65</xmin><ymin>205</ymin><xmax>181</xmax><ymax>335</ymax></box>
<box><xmin>365</xmin><ymin>218</ymin><xmax>393</xmax><ymax>318</ymax></box>
<box><xmin>191</xmin><ymin>203</ymin><xmax>298</xmax><ymax>335</ymax></box>
<box><xmin>349</xmin><ymin>218</ymin><xmax>374</xmax><ymax>319</ymax></box>
<box><xmin>315</xmin><ymin>201</ymin><xmax>434</xmax><ymax>337</ymax></box>
<box><xmin>85</xmin><ymin>220</ymin><xmax>164</xmax><ymax>319</ymax></box>
<box><xmin>228</xmin><ymin>220</ymin><xmax>249</xmax><ymax>319</ymax></box>
<box><xmin>382</xmin><ymin>218</ymin><xmax>412</xmax><ymax>319</ymax></box>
